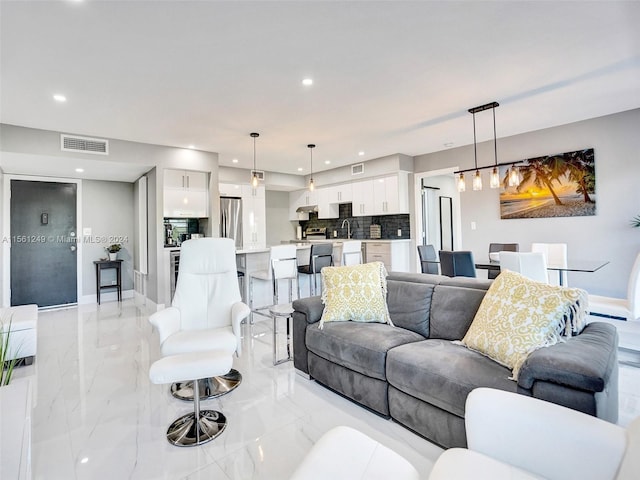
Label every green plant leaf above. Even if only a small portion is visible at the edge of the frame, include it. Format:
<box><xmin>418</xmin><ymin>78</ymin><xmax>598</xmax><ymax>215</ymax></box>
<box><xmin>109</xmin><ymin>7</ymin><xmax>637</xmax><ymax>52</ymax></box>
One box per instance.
<box><xmin>632</xmin><ymin>215</ymin><xmax>640</xmax><ymax>228</ymax></box>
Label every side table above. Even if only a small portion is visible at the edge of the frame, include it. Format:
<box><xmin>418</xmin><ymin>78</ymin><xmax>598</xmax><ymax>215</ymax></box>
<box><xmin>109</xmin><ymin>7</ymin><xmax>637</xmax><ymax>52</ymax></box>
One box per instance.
<box><xmin>94</xmin><ymin>259</ymin><xmax>123</xmax><ymax>305</ymax></box>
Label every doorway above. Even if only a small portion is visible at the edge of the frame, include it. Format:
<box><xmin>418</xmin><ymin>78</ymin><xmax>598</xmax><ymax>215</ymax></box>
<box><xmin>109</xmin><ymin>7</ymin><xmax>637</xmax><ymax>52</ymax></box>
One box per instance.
<box><xmin>10</xmin><ymin>180</ymin><xmax>78</xmax><ymax>307</ymax></box>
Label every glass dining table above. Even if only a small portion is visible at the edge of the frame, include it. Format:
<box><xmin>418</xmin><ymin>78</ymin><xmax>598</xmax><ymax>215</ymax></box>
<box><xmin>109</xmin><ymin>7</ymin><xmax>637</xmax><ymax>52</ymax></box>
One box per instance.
<box><xmin>474</xmin><ymin>259</ymin><xmax>610</xmax><ymax>286</ymax></box>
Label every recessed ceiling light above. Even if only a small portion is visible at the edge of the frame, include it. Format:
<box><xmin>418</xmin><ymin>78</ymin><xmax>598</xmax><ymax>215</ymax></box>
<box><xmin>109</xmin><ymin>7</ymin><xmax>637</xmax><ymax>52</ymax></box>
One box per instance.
<box><xmin>232</xmin><ymin>158</ymin><xmax>238</xmax><ymax>164</ymax></box>
<box><xmin>302</xmin><ymin>78</ymin><xmax>313</xmax><ymax>86</ymax></box>
<box><xmin>324</xmin><ymin>160</ymin><xmax>331</xmax><ymax>165</ymax></box>
<box><xmin>75</xmin><ymin>168</ymin><xmax>84</xmax><ymax>173</ymax></box>
<box><xmin>80</xmin><ymin>457</ymin><xmax>89</xmax><ymax>464</ymax></box>
<box><xmin>53</xmin><ymin>94</ymin><xmax>67</xmax><ymax>102</ymax></box>
<box><xmin>297</xmin><ymin>167</ymin><xmax>303</xmax><ymax>171</ymax></box>
<box><xmin>358</xmin><ymin>151</ymin><xmax>365</xmax><ymax>156</ymax></box>
<box><xmin>187</xmin><ymin>145</ymin><xmax>195</xmax><ymax>149</ymax></box>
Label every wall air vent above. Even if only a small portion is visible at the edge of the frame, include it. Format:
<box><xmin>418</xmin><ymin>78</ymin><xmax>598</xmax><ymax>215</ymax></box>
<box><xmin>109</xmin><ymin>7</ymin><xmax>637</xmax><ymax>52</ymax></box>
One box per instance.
<box><xmin>61</xmin><ymin>134</ymin><xmax>109</xmax><ymax>155</ymax></box>
<box><xmin>351</xmin><ymin>163</ymin><xmax>364</xmax><ymax>175</ymax></box>
<box><xmin>251</xmin><ymin>170</ymin><xmax>265</xmax><ymax>181</ymax></box>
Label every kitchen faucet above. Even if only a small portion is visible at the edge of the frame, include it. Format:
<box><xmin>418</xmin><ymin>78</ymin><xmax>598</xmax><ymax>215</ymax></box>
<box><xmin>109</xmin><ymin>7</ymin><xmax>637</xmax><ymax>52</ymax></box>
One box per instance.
<box><xmin>341</xmin><ymin>219</ymin><xmax>351</xmax><ymax>239</ymax></box>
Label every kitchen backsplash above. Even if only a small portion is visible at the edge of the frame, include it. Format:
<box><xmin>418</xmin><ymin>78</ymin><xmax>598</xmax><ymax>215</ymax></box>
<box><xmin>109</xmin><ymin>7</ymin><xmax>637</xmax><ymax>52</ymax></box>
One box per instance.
<box><xmin>300</xmin><ymin>204</ymin><xmax>410</xmax><ymax>239</ymax></box>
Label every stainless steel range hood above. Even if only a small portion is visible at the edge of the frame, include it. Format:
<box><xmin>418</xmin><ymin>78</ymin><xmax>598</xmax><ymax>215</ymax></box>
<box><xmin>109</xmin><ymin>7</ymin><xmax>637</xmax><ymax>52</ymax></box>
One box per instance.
<box><xmin>296</xmin><ymin>205</ymin><xmax>318</xmax><ymax>213</ymax></box>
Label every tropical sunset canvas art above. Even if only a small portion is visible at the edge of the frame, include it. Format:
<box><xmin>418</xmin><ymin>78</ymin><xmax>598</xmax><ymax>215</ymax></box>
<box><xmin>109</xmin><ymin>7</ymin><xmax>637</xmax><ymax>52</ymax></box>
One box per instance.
<box><xmin>500</xmin><ymin>148</ymin><xmax>596</xmax><ymax>219</ymax></box>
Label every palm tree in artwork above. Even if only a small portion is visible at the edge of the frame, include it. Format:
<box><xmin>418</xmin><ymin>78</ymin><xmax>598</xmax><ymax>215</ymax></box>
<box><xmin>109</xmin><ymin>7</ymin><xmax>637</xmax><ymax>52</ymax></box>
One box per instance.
<box><xmin>517</xmin><ymin>156</ymin><xmax>566</xmax><ymax>205</ymax></box>
<box><xmin>564</xmin><ymin>149</ymin><xmax>595</xmax><ymax>203</ymax></box>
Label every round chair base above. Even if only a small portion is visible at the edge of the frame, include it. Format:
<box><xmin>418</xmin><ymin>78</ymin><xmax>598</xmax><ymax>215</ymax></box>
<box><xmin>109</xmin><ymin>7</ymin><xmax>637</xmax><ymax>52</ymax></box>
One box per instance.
<box><xmin>171</xmin><ymin>368</ymin><xmax>242</xmax><ymax>401</ymax></box>
<box><xmin>166</xmin><ymin>410</ymin><xmax>227</xmax><ymax>447</ymax></box>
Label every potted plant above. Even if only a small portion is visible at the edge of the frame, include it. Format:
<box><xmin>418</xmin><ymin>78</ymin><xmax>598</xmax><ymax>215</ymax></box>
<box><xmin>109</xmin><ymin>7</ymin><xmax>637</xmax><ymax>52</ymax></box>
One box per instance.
<box><xmin>632</xmin><ymin>215</ymin><xmax>640</xmax><ymax>228</ymax></box>
<box><xmin>0</xmin><ymin>312</ymin><xmax>19</xmax><ymax>386</ymax></box>
<box><xmin>106</xmin><ymin>243</ymin><xmax>122</xmax><ymax>261</ymax></box>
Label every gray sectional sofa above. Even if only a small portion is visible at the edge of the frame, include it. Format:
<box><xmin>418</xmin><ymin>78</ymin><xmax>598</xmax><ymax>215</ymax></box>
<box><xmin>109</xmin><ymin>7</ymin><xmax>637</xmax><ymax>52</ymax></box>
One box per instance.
<box><xmin>292</xmin><ymin>272</ymin><xmax>619</xmax><ymax>448</ymax></box>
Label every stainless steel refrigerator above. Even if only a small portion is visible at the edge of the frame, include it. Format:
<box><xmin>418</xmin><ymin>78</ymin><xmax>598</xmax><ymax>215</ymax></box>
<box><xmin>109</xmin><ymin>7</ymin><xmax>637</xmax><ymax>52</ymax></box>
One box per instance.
<box><xmin>220</xmin><ymin>197</ymin><xmax>243</xmax><ymax>249</ymax></box>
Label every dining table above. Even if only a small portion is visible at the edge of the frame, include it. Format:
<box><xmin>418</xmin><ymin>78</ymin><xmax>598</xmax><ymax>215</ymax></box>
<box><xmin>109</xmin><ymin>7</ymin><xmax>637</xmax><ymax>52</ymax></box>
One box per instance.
<box><xmin>474</xmin><ymin>258</ymin><xmax>610</xmax><ymax>286</ymax></box>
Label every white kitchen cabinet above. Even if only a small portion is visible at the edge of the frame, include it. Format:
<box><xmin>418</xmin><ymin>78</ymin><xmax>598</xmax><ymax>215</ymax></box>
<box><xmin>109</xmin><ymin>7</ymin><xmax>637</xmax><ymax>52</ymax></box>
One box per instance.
<box><xmin>353</xmin><ymin>173</ymin><xmax>409</xmax><ymax>216</ymax></box>
<box><xmin>365</xmin><ymin>241</ymin><xmax>410</xmax><ymax>272</ymax></box>
<box><xmin>317</xmin><ymin>188</ymin><xmax>339</xmax><ymax>219</ymax></box>
<box><xmin>164</xmin><ymin>169</ymin><xmax>209</xmax><ymax>217</ymax></box>
<box><xmin>219</xmin><ymin>183</ymin><xmax>243</xmax><ymax>197</ymax></box>
<box><xmin>324</xmin><ymin>183</ymin><xmax>353</xmax><ymax>204</ymax></box>
<box><xmin>351</xmin><ymin>180</ymin><xmax>374</xmax><ymax>216</ymax></box>
<box><xmin>289</xmin><ymin>189</ymin><xmax>317</xmax><ymax>221</ymax></box>
<box><xmin>241</xmin><ymin>184</ymin><xmax>266</xmax><ymax>249</ymax></box>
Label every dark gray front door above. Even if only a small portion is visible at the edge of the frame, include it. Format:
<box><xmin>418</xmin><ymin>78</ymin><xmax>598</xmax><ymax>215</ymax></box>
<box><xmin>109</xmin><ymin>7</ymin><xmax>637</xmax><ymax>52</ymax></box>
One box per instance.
<box><xmin>10</xmin><ymin>180</ymin><xmax>78</xmax><ymax>307</ymax></box>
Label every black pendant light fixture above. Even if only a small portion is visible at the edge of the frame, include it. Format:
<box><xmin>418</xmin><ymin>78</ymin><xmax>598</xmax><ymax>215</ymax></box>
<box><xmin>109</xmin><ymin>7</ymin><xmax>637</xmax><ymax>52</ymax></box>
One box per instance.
<box><xmin>250</xmin><ymin>132</ymin><xmax>259</xmax><ymax>188</ymax></box>
<box><xmin>456</xmin><ymin>101</ymin><xmax>507</xmax><ymax>193</ymax></box>
<box><xmin>308</xmin><ymin>144</ymin><xmax>315</xmax><ymax>191</ymax></box>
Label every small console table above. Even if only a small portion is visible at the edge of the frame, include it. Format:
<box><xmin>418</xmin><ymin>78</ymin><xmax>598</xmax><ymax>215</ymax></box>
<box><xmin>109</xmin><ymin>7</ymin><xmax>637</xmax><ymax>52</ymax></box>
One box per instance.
<box><xmin>94</xmin><ymin>259</ymin><xmax>123</xmax><ymax>305</ymax></box>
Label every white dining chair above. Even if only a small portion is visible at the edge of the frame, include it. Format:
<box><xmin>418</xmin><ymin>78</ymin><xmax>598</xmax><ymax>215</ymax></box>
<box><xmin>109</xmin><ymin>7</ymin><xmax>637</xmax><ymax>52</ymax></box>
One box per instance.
<box><xmin>589</xmin><ymin>252</ymin><xmax>640</xmax><ymax>322</ymax></box>
<box><xmin>531</xmin><ymin>243</ymin><xmax>568</xmax><ymax>286</ymax></box>
<box><xmin>499</xmin><ymin>251</ymin><xmax>549</xmax><ymax>284</ymax></box>
<box><xmin>341</xmin><ymin>240</ymin><xmax>363</xmax><ymax>266</ymax></box>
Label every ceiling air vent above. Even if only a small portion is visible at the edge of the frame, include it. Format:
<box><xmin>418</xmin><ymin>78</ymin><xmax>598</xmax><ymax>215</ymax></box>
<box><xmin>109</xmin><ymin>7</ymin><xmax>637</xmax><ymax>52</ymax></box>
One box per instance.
<box><xmin>251</xmin><ymin>170</ymin><xmax>265</xmax><ymax>181</ymax></box>
<box><xmin>61</xmin><ymin>134</ymin><xmax>109</xmax><ymax>155</ymax></box>
<box><xmin>351</xmin><ymin>163</ymin><xmax>364</xmax><ymax>175</ymax></box>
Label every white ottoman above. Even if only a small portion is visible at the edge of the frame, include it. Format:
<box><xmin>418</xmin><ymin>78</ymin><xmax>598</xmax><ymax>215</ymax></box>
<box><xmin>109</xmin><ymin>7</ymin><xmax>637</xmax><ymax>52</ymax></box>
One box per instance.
<box><xmin>290</xmin><ymin>426</ymin><xmax>419</xmax><ymax>480</ymax></box>
<box><xmin>149</xmin><ymin>350</ymin><xmax>232</xmax><ymax>447</ymax></box>
<box><xmin>0</xmin><ymin>305</ymin><xmax>38</xmax><ymax>365</ymax></box>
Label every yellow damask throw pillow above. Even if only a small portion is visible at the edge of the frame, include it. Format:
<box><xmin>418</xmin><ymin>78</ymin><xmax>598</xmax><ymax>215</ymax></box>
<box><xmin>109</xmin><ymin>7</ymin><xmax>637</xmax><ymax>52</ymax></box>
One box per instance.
<box><xmin>461</xmin><ymin>270</ymin><xmax>588</xmax><ymax>380</ymax></box>
<box><xmin>319</xmin><ymin>262</ymin><xmax>392</xmax><ymax>328</ymax></box>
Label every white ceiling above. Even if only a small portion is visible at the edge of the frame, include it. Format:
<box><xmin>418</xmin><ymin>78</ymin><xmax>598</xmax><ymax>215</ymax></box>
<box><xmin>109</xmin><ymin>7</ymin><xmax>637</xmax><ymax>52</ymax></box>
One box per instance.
<box><xmin>1</xmin><ymin>1</ymin><xmax>639</xmax><ymax>182</ymax></box>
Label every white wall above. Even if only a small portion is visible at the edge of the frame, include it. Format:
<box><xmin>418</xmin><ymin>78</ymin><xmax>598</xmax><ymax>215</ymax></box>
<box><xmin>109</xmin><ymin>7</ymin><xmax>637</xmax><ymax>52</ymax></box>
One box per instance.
<box><xmin>81</xmin><ymin>180</ymin><xmax>135</xmax><ymax>297</ymax></box>
<box><xmin>265</xmin><ymin>190</ymin><xmax>295</xmax><ymax>245</ymax></box>
<box><xmin>414</xmin><ymin>109</ymin><xmax>640</xmax><ymax>298</ymax></box>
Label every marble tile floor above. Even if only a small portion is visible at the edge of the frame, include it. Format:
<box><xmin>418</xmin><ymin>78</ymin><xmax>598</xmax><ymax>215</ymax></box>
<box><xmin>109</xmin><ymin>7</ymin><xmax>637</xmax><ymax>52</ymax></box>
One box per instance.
<box><xmin>10</xmin><ymin>300</ymin><xmax>640</xmax><ymax>480</ymax></box>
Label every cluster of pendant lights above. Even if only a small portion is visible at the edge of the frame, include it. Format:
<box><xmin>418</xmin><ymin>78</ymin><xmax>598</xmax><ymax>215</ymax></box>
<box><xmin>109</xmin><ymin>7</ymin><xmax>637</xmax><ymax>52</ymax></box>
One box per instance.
<box><xmin>456</xmin><ymin>102</ymin><xmax>521</xmax><ymax>193</ymax></box>
<box><xmin>249</xmin><ymin>133</ymin><xmax>316</xmax><ymax>191</ymax></box>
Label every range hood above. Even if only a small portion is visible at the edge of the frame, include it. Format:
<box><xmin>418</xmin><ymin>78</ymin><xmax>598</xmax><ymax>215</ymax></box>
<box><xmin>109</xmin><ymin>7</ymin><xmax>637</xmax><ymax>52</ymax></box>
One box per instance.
<box><xmin>296</xmin><ymin>205</ymin><xmax>318</xmax><ymax>213</ymax></box>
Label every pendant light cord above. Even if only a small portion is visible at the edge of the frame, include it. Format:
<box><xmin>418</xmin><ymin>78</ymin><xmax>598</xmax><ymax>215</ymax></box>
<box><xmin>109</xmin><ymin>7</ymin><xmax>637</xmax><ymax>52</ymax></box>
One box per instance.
<box><xmin>492</xmin><ymin>105</ymin><xmax>498</xmax><ymax>166</ymax></box>
<box><xmin>472</xmin><ymin>112</ymin><xmax>478</xmax><ymax>170</ymax></box>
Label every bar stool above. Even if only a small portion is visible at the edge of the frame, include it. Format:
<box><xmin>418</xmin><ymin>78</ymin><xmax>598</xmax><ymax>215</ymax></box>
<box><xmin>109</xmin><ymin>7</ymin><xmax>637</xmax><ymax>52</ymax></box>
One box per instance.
<box><xmin>269</xmin><ymin>303</ymin><xmax>294</xmax><ymax>365</ymax></box>
<box><xmin>341</xmin><ymin>240</ymin><xmax>363</xmax><ymax>266</ymax></box>
<box><xmin>298</xmin><ymin>243</ymin><xmax>333</xmax><ymax>296</ymax></box>
<box><xmin>249</xmin><ymin>245</ymin><xmax>299</xmax><ymax>321</ymax></box>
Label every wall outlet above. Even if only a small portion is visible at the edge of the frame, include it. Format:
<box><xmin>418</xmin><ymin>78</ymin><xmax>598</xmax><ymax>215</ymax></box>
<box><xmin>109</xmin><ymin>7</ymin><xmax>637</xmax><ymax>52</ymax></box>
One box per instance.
<box><xmin>471</xmin><ymin>221</ymin><xmax>477</xmax><ymax>230</ymax></box>
<box><xmin>397</xmin><ymin>229</ymin><xmax>402</xmax><ymax>236</ymax></box>
<box><xmin>333</xmin><ymin>230</ymin><xmax>337</xmax><ymax>237</ymax></box>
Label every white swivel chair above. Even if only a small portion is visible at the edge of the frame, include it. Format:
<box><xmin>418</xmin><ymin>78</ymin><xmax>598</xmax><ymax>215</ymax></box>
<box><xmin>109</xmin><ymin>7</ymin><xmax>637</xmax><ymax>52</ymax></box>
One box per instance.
<box><xmin>149</xmin><ymin>238</ymin><xmax>250</xmax><ymax>401</ymax></box>
<box><xmin>499</xmin><ymin>251</ymin><xmax>549</xmax><ymax>284</ymax></box>
<box><xmin>340</xmin><ymin>240</ymin><xmax>362</xmax><ymax>266</ymax></box>
<box><xmin>249</xmin><ymin>245</ymin><xmax>299</xmax><ymax>322</ymax></box>
<box><xmin>531</xmin><ymin>243</ymin><xmax>568</xmax><ymax>286</ymax></box>
<box><xmin>429</xmin><ymin>388</ymin><xmax>640</xmax><ymax>480</ymax></box>
<box><xmin>589</xmin><ymin>252</ymin><xmax>640</xmax><ymax>322</ymax></box>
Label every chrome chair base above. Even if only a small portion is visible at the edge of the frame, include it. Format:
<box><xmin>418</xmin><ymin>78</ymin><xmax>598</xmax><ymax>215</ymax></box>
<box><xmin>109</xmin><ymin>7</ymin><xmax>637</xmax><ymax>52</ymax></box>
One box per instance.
<box><xmin>166</xmin><ymin>410</ymin><xmax>227</xmax><ymax>447</ymax></box>
<box><xmin>171</xmin><ymin>368</ymin><xmax>242</xmax><ymax>401</ymax></box>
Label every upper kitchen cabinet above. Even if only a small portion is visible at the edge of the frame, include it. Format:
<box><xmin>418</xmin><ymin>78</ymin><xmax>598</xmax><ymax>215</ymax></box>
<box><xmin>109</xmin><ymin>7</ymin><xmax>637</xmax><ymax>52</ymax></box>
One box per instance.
<box><xmin>164</xmin><ymin>169</ymin><xmax>209</xmax><ymax>218</ymax></box>
<box><xmin>352</xmin><ymin>172</ymin><xmax>410</xmax><ymax>217</ymax></box>
<box><xmin>323</xmin><ymin>183</ymin><xmax>353</xmax><ymax>204</ymax></box>
<box><xmin>219</xmin><ymin>183</ymin><xmax>243</xmax><ymax>197</ymax></box>
<box><xmin>289</xmin><ymin>189</ymin><xmax>317</xmax><ymax>221</ymax></box>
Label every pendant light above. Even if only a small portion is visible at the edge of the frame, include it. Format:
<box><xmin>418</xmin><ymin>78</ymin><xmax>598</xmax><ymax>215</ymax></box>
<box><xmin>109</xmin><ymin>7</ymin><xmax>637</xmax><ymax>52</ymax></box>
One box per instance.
<box><xmin>489</xmin><ymin>105</ymin><xmax>500</xmax><ymax>189</ymax></box>
<box><xmin>471</xmin><ymin>111</ymin><xmax>482</xmax><ymax>191</ymax></box>
<box><xmin>508</xmin><ymin>166</ymin><xmax>520</xmax><ymax>187</ymax></box>
<box><xmin>308</xmin><ymin>144</ymin><xmax>315</xmax><ymax>191</ymax></box>
<box><xmin>250</xmin><ymin>132</ymin><xmax>259</xmax><ymax>188</ymax></box>
<box><xmin>457</xmin><ymin>172</ymin><xmax>466</xmax><ymax>192</ymax></box>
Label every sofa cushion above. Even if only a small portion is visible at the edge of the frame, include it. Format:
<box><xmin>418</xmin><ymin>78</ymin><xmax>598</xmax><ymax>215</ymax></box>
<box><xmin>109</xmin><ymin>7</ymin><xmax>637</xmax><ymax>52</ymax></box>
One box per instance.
<box><xmin>387</xmin><ymin>339</ymin><xmax>517</xmax><ymax>417</ymax></box>
<box><xmin>429</xmin><ymin>279</ymin><xmax>491</xmax><ymax>340</ymax></box>
<box><xmin>306</xmin><ymin>322</ymin><xmax>425</xmax><ymax>380</ymax></box>
<box><xmin>320</xmin><ymin>262</ymin><xmax>390</xmax><ymax>328</ymax></box>
<box><xmin>386</xmin><ymin>277</ymin><xmax>436</xmax><ymax>338</ymax></box>
<box><xmin>461</xmin><ymin>271</ymin><xmax>588</xmax><ymax>379</ymax></box>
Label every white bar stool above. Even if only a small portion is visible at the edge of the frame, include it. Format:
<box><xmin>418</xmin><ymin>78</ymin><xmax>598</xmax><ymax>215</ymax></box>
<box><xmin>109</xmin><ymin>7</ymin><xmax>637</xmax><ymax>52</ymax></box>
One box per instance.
<box><xmin>341</xmin><ymin>240</ymin><xmax>363</xmax><ymax>266</ymax></box>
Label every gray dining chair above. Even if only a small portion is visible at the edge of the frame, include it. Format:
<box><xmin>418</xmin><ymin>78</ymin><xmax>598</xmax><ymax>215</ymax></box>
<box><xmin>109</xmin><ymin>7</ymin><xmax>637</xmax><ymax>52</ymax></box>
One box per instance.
<box><xmin>438</xmin><ymin>250</ymin><xmax>476</xmax><ymax>278</ymax></box>
<box><xmin>488</xmin><ymin>243</ymin><xmax>519</xmax><ymax>279</ymax></box>
<box><xmin>417</xmin><ymin>244</ymin><xmax>439</xmax><ymax>274</ymax></box>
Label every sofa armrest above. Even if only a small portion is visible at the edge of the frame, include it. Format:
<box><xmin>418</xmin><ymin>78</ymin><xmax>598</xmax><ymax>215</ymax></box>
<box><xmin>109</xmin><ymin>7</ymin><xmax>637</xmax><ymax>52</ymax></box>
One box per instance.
<box><xmin>292</xmin><ymin>296</ymin><xmax>324</xmax><ymax>374</ymax></box>
<box><xmin>517</xmin><ymin>322</ymin><xmax>618</xmax><ymax>392</ymax></box>
<box><xmin>464</xmin><ymin>388</ymin><xmax>626</xmax><ymax>480</ymax></box>
<box><xmin>292</xmin><ymin>296</ymin><xmax>324</xmax><ymax>324</ymax></box>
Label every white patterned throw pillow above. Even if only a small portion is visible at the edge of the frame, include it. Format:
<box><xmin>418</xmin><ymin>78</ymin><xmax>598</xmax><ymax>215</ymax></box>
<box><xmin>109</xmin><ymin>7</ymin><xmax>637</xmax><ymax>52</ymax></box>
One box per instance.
<box><xmin>319</xmin><ymin>262</ymin><xmax>391</xmax><ymax>328</ymax></box>
<box><xmin>461</xmin><ymin>270</ymin><xmax>588</xmax><ymax>379</ymax></box>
